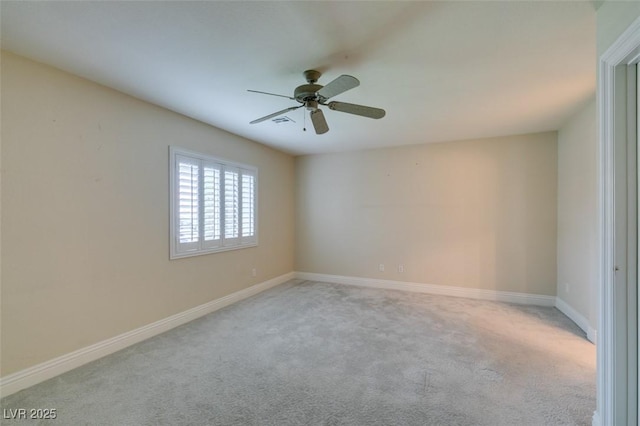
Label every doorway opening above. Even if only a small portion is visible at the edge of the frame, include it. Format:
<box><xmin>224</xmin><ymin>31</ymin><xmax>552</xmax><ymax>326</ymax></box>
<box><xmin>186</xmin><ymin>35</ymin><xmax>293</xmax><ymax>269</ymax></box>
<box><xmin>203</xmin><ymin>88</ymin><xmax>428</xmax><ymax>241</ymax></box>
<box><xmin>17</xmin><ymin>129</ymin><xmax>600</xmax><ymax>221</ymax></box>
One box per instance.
<box><xmin>597</xmin><ymin>16</ymin><xmax>640</xmax><ymax>426</ymax></box>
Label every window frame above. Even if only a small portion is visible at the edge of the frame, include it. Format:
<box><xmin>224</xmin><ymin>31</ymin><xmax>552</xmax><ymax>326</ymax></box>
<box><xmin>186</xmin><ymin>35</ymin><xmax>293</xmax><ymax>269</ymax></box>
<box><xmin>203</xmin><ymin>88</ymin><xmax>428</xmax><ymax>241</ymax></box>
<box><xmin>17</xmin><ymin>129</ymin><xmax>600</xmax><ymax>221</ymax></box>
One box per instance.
<box><xmin>169</xmin><ymin>146</ymin><xmax>258</xmax><ymax>259</ymax></box>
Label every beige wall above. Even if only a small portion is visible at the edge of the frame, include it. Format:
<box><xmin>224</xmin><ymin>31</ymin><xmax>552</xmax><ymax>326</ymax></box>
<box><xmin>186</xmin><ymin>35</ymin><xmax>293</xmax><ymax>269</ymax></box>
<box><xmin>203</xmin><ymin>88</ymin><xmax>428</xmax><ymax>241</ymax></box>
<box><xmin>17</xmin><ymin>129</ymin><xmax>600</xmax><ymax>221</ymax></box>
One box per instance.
<box><xmin>0</xmin><ymin>51</ymin><xmax>295</xmax><ymax>376</ymax></box>
<box><xmin>557</xmin><ymin>96</ymin><xmax>598</xmax><ymax>329</ymax></box>
<box><xmin>296</xmin><ymin>132</ymin><xmax>558</xmax><ymax>296</ymax></box>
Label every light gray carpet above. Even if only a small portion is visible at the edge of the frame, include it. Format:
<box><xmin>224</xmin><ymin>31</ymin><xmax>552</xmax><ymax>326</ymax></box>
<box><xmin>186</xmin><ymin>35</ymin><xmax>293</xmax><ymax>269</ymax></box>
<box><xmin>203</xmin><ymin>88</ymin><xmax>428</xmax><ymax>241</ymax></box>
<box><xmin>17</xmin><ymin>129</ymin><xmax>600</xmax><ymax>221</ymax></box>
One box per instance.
<box><xmin>2</xmin><ymin>279</ymin><xmax>595</xmax><ymax>425</ymax></box>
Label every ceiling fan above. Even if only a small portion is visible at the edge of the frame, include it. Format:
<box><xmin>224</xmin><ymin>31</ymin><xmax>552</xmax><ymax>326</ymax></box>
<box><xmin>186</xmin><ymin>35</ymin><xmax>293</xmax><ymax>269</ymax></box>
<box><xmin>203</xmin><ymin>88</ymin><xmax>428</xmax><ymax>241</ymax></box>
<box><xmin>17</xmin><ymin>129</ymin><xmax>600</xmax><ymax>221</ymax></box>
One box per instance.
<box><xmin>248</xmin><ymin>69</ymin><xmax>386</xmax><ymax>135</ymax></box>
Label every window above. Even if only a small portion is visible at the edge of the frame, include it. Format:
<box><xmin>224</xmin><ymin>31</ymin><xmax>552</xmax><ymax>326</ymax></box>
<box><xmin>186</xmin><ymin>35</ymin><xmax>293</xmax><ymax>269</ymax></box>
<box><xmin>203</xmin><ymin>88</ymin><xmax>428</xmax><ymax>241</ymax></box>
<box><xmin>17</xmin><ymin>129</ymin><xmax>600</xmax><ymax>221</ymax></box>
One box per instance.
<box><xmin>170</xmin><ymin>147</ymin><xmax>257</xmax><ymax>259</ymax></box>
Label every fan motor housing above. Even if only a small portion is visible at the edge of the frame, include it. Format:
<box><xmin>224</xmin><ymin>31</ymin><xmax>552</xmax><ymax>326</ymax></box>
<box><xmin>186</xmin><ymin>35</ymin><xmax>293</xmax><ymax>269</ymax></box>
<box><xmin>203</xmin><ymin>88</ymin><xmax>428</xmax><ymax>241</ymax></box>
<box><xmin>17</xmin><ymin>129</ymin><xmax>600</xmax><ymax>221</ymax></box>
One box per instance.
<box><xmin>294</xmin><ymin>84</ymin><xmax>323</xmax><ymax>103</ymax></box>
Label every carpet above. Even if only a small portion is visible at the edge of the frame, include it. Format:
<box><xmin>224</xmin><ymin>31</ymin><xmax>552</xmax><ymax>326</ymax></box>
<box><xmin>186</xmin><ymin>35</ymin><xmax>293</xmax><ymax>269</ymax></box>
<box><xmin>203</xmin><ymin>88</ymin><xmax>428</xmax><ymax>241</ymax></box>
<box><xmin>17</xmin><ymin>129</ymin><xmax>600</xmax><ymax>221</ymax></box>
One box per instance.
<box><xmin>1</xmin><ymin>279</ymin><xmax>596</xmax><ymax>425</ymax></box>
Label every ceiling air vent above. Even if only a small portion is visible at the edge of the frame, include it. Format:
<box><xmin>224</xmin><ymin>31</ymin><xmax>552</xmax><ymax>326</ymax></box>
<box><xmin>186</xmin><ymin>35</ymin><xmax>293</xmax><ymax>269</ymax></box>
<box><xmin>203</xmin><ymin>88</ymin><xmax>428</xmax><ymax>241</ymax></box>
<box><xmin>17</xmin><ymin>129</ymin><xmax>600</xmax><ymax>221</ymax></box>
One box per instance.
<box><xmin>272</xmin><ymin>116</ymin><xmax>296</xmax><ymax>124</ymax></box>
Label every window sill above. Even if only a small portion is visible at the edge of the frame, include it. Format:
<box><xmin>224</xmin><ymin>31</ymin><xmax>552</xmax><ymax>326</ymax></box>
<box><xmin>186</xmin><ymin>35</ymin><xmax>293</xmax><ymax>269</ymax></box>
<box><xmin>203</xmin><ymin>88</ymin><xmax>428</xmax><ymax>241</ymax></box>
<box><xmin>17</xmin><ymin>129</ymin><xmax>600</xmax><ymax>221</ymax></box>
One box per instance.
<box><xmin>170</xmin><ymin>242</ymin><xmax>258</xmax><ymax>260</ymax></box>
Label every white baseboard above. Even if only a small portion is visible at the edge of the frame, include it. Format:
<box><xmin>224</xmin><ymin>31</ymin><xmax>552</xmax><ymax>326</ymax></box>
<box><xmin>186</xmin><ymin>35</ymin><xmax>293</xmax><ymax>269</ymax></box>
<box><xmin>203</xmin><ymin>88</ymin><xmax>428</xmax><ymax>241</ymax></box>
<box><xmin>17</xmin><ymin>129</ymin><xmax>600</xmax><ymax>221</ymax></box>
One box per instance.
<box><xmin>555</xmin><ymin>297</ymin><xmax>597</xmax><ymax>343</ymax></box>
<box><xmin>295</xmin><ymin>272</ymin><xmax>556</xmax><ymax>307</ymax></box>
<box><xmin>0</xmin><ymin>272</ymin><xmax>294</xmax><ymax>398</ymax></box>
<box><xmin>592</xmin><ymin>410</ymin><xmax>600</xmax><ymax>426</ymax></box>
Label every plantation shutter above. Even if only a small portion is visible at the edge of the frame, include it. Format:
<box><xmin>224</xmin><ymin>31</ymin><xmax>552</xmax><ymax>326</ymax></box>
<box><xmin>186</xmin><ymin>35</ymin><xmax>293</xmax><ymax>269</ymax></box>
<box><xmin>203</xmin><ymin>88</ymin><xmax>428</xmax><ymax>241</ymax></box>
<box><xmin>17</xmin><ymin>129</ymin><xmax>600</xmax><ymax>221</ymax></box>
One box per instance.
<box><xmin>176</xmin><ymin>155</ymin><xmax>200</xmax><ymax>253</ymax></box>
<box><xmin>170</xmin><ymin>147</ymin><xmax>258</xmax><ymax>259</ymax></box>
<box><xmin>202</xmin><ymin>162</ymin><xmax>222</xmax><ymax>249</ymax></box>
<box><xmin>241</xmin><ymin>170</ymin><xmax>256</xmax><ymax>243</ymax></box>
<box><xmin>223</xmin><ymin>166</ymin><xmax>240</xmax><ymax>245</ymax></box>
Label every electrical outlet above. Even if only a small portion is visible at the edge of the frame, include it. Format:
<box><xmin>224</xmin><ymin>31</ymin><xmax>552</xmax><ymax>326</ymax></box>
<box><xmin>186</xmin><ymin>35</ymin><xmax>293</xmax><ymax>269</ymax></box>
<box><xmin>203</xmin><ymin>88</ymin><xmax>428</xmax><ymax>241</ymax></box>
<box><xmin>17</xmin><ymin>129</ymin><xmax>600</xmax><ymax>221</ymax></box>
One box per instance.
<box><xmin>252</xmin><ymin>268</ymin><xmax>257</xmax><ymax>277</ymax></box>
<box><xmin>398</xmin><ymin>264</ymin><xmax>404</xmax><ymax>273</ymax></box>
<box><xmin>379</xmin><ymin>264</ymin><xmax>385</xmax><ymax>272</ymax></box>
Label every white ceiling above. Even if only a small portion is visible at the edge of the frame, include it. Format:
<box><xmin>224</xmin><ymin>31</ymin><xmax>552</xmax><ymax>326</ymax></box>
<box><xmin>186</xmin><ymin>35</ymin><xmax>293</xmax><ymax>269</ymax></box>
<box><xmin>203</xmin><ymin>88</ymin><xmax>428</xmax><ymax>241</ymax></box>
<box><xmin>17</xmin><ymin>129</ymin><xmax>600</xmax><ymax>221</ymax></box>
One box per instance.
<box><xmin>1</xmin><ymin>1</ymin><xmax>596</xmax><ymax>156</ymax></box>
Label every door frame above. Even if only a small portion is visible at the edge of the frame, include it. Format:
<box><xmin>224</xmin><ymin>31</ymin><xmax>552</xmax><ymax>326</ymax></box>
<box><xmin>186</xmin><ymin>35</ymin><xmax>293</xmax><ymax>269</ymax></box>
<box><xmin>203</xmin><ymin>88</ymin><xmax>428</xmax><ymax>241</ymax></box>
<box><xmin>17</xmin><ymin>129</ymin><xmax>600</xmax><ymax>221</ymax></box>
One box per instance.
<box><xmin>597</xmin><ymin>15</ymin><xmax>640</xmax><ymax>426</ymax></box>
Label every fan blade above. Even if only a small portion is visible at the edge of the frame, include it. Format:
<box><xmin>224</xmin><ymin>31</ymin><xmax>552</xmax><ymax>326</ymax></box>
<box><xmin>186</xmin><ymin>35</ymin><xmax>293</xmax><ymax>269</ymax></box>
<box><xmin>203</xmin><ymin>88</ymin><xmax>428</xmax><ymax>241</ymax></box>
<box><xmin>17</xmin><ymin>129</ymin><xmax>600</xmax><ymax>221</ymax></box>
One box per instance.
<box><xmin>310</xmin><ymin>109</ymin><xmax>329</xmax><ymax>134</ymax></box>
<box><xmin>250</xmin><ymin>106</ymin><xmax>302</xmax><ymax>124</ymax></box>
<box><xmin>327</xmin><ymin>101</ymin><xmax>386</xmax><ymax>119</ymax></box>
<box><xmin>247</xmin><ymin>90</ymin><xmax>295</xmax><ymax>100</ymax></box>
<box><xmin>317</xmin><ymin>75</ymin><xmax>359</xmax><ymax>100</ymax></box>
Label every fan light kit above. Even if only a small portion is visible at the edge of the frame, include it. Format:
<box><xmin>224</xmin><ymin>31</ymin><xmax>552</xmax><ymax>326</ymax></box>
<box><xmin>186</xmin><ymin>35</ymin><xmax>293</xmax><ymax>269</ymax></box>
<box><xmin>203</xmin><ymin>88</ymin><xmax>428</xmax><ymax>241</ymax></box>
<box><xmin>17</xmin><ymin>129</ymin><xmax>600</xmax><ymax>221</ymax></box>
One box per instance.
<box><xmin>248</xmin><ymin>70</ymin><xmax>385</xmax><ymax>134</ymax></box>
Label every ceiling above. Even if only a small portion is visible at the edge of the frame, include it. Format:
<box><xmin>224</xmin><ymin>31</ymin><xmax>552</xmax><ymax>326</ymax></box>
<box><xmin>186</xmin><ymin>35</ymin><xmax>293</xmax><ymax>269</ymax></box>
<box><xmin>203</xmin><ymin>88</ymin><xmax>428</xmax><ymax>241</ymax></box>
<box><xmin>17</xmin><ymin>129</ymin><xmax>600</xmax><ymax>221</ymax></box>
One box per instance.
<box><xmin>1</xmin><ymin>1</ymin><xmax>596</xmax><ymax>156</ymax></box>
